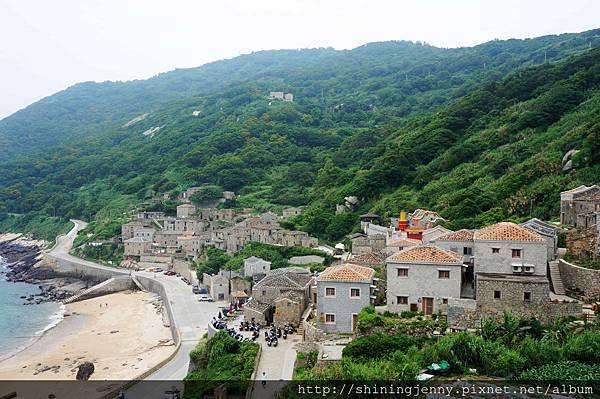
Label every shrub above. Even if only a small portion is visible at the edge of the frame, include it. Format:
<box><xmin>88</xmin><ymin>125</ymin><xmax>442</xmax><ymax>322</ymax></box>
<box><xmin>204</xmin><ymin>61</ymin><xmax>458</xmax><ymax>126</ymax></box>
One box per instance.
<box><xmin>480</xmin><ymin>340</ymin><xmax>527</xmax><ymax>377</ymax></box>
<box><xmin>564</xmin><ymin>331</ymin><xmax>600</xmax><ymax>364</ymax></box>
<box><xmin>421</xmin><ymin>332</ymin><xmax>485</xmax><ymax>373</ymax></box>
<box><xmin>519</xmin><ymin>361</ymin><xmax>600</xmax><ymax>381</ymax></box>
<box><xmin>356</xmin><ymin>307</ymin><xmax>384</xmax><ymax>332</ymax></box>
<box><xmin>517</xmin><ymin>336</ymin><xmax>563</xmax><ymax>367</ymax></box>
<box><xmin>343</xmin><ymin>333</ymin><xmax>417</xmax><ymax>362</ymax></box>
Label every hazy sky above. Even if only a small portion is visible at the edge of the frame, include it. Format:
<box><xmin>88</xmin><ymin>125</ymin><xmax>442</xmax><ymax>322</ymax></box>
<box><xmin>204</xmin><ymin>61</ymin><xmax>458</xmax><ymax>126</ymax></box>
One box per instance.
<box><xmin>1</xmin><ymin>0</ymin><xmax>599</xmax><ymax>119</ymax></box>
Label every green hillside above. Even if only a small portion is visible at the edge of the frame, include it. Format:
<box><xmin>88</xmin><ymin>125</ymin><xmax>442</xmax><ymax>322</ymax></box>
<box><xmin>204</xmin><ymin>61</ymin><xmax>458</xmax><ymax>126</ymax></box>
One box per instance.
<box><xmin>0</xmin><ymin>29</ymin><xmax>599</xmax><ymax>241</ymax></box>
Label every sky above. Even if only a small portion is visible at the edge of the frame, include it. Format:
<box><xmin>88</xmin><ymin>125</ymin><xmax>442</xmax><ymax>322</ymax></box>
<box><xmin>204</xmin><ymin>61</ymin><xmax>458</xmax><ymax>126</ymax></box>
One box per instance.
<box><xmin>0</xmin><ymin>0</ymin><xmax>599</xmax><ymax>119</ymax></box>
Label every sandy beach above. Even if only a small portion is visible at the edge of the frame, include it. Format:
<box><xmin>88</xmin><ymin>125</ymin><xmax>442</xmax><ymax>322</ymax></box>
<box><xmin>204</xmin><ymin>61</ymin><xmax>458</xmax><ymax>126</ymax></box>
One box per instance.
<box><xmin>0</xmin><ymin>290</ymin><xmax>175</xmax><ymax>380</ymax></box>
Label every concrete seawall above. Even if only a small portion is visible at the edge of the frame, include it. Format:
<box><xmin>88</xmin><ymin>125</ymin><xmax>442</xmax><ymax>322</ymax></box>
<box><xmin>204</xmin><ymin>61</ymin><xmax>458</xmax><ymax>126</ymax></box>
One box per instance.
<box><xmin>133</xmin><ymin>276</ymin><xmax>180</xmax><ymax>346</ymax></box>
<box><xmin>43</xmin><ymin>253</ymin><xmax>128</xmax><ymax>281</ymax></box>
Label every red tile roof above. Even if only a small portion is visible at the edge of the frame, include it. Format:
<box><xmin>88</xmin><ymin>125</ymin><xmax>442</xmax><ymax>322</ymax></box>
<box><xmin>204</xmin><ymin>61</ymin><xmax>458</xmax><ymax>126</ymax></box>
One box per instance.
<box><xmin>350</xmin><ymin>252</ymin><xmax>386</xmax><ymax>266</ymax></box>
<box><xmin>386</xmin><ymin>238</ymin><xmax>421</xmax><ymax>247</ymax></box>
<box><xmin>318</xmin><ymin>263</ymin><xmax>375</xmax><ymax>282</ymax></box>
<box><xmin>473</xmin><ymin>222</ymin><xmax>544</xmax><ymax>242</ymax></box>
<box><xmin>387</xmin><ymin>245</ymin><xmax>462</xmax><ymax>264</ymax></box>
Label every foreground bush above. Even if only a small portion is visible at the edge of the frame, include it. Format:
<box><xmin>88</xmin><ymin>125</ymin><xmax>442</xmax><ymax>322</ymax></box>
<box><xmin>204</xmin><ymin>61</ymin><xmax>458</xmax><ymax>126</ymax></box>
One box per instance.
<box><xmin>519</xmin><ymin>361</ymin><xmax>600</xmax><ymax>381</ymax></box>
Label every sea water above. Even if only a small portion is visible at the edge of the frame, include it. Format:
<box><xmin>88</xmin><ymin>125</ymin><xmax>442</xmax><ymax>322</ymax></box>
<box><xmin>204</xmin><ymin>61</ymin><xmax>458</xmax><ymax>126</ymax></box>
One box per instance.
<box><xmin>0</xmin><ymin>257</ymin><xmax>64</xmax><ymax>360</ymax></box>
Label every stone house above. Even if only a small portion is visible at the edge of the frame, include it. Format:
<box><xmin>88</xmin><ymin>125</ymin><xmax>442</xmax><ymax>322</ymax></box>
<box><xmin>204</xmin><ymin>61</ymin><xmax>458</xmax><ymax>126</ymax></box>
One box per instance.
<box><xmin>472</xmin><ymin>222</ymin><xmax>547</xmax><ymax>277</ymax></box>
<box><xmin>274</xmin><ymin>291</ymin><xmax>305</xmax><ymax>326</ymax></box>
<box><xmin>386</xmin><ymin>246</ymin><xmax>464</xmax><ymax>315</ymax></box>
<box><xmin>154</xmin><ymin>231</ymin><xmax>182</xmax><ymax>248</ymax></box>
<box><xmin>137</xmin><ymin>211</ymin><xmax>165</xmax><ymax>220</ymax></box>
<box><xmin>351</xmin><ymin>234</ymin><xmax>386</xmax><ymax>255</ymax></box>
<box><xmin>474</xmin><ymin>273</ymin><xmax>580</xmax><ymax>322</ymax></box>
<box><xmin>421</xmin><ymin>225</ymin><xmax>453</xmax><ymax>244</ymax></box>
<box><xmin>124</xmin><ymin>237</ymin><xmax>153</xmax><ymax>258</ymax></box>
<box><xmin>203</xmin><ymin>273</ymin><xmax>229</xmax><ymax>302</ymax></box>
<box><xmin>133</xmin><ymin>227</ymin><xmax>155</xmax><ymax>242</ymax></box>
<box><xmin>282</xmin><ymin>207</ymin><xmax>302</xmax><ymax>219</ymax></box>
<box><xmin>230</xmin><ymin>276</ymin><xmax>251</xmax><ymax>296</ymax></box>
<box><xmin>243</xmin><ymin>300</ymin><xmax>273</xmax><ymax>325</ymax></box>
<box><xmin>248</xmin><ymin>268</ymin><xmax>313</xmax><ymax>326</ymax></box>
<box><xmin>251</xmin><ymin>268</ymin><xmax>313</xmax><ymax>305</ymax></box>
<box><xmin>349</xmin><ymin>252</ymin><xmax>386</xmax><ymax>267</ymax></box>
<box><xmin>244</xmin><ymin>256</ymin><xmax>271</xmax><ymax>277</ymax></box>
<box><xmin>177</xmin><ymin>234</ymin><xmax>205</xmax><ymax>259</ymax></box>
<box><xmin>520</xmin><ymin>218</ymin><xmax>559</xmax><ymax>261</ymax></box>
<box><xmin>560</xmin><ymin>185</ymin><xmax>600</xmax><ymax>227</ymax></box>
<box><xmin>122</xmin><ymin>221</ymin><xmax>143</xmax><ymax>241</ymax></box>
<box><xmin>316</xmin><ymin>263</ymin><xmax>376</xmax><ymax>333</ymax></box>
<box><xmin>176</xmin><ymin>203</ymin><xmax>197</xmax><ymax>219</ymax></box>
<box><xmin>432</xmin><ymin>229</ymin><xmax>475</xmax><ymax>264</ymax></box>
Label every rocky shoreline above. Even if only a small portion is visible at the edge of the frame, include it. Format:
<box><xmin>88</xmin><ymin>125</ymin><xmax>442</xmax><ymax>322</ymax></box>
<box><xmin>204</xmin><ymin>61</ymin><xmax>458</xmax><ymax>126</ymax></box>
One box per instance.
<box><xmin>0</xmin><ymin>235</ymin><xmax>87</xmax><ymax>304</ymax></box>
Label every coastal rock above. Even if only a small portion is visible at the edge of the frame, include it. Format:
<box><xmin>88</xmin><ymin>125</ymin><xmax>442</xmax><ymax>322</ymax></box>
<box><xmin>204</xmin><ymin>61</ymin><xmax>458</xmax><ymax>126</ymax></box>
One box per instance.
<box><xmin>75</xmin><ymin>361</ymin><xmax>95</xmax><ymax>380</ymax></box>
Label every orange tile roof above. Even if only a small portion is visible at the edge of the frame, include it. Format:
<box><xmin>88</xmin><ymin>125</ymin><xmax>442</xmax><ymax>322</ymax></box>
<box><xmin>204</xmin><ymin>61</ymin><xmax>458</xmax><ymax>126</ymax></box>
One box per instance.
<box><xmin>318</xmin><ymin>263</ymin><xmax>375</xmax><ymax>282</ymax></box>
<box><xmin>435</xmin><ymin>229</ymin><xmax>474</xmax><ymax>242</ymax></box>
<box><xmin>473</xmin><ymin>222</ymin><xmax>544</xmax><ymax>242</ymax></box>
<box><xmin>387</xmin><ymin>238</ymin><xmax>420</xmax><ymax>247</ymax></box>
<box><xmin>387</xmin><ymin>245</ymin><xmax>462</xmax><ymax>264</ymax></box>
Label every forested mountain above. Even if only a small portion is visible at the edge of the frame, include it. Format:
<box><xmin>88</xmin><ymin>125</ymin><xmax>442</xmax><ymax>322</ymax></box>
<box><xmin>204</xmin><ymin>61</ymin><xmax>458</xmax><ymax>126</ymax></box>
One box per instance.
<box><xmin>0</xmin><ymin>29</ymin><xmax>599</xmax><ymax>241</ymax></box>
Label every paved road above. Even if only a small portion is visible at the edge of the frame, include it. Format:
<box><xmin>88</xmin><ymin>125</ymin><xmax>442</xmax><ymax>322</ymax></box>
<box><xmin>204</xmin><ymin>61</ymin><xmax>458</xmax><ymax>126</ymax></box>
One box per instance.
<box><xmin>48</xmin><ymin>220</ymin><xmax>221</xmax><ymax>397</ymax></box>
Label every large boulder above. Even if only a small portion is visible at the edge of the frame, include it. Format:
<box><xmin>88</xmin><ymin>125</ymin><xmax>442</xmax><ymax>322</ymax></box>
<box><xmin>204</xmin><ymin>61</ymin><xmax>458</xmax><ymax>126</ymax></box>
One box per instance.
<box><xmin>75</xmin><ymin>361</ymin><xmax>94</xmax><ymax>380</ymax></box>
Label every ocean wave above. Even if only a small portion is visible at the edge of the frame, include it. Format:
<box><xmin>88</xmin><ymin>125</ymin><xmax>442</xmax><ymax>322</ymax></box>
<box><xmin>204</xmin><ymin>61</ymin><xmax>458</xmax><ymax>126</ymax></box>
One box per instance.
<box><xmin>35</xmin><ymin>303</ymin><xmax>66</xmax><ymax>335</ymax></box>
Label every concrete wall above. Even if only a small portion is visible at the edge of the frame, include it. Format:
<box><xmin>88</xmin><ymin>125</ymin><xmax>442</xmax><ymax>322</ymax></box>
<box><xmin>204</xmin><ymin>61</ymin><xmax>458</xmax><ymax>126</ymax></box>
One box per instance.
<box><xmin>43</xmin><ymin>254</ymin><xmax>127</xmax><ymax>282</ymax></box>
<box><xmin>386</xmin><ymin>261</ymin><xmax>462</xmax><ymax>314</ymax></box>
<box><xmin>71</xmin><ymin>276</ymin><xmax>134</xmax><ymax>302</ymax></box>
<box><xmin>559</xmin><ymin>259</ymin><xmax>600</xmax><ymax>301</ymax></box>
<box><xmin>173</xmin><ymin>258</ymin><xmax>193</xmax><ymax>280</ymax></box>
<box><xmin>473</xmin><ymin>240</ymin><xmax>547</xmax><ymax>276</ymax></box>
<box><xmin>134</xmin><ymin>275</ymin><xmax>179</xmax><ymax>346</ymax></box>
<box><xmin>316</xmin><ymin>280</ymin><xmax>371</xmax><ymax>333</ymax></box>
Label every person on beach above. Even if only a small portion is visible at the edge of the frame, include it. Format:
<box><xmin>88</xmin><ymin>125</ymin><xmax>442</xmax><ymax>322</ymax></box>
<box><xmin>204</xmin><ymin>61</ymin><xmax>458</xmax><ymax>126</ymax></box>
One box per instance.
<box><xmin>261</xmin><ymin>371</ymin><xmax>267</xmax><ymax>388</ymax></box>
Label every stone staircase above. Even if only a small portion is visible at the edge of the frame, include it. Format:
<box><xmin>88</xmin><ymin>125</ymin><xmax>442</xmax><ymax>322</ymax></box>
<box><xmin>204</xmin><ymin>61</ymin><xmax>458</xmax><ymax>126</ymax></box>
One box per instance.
<box><xmin>63</xmin><ymin>278</ymin><xmax>116</xmax><ymax>304</ymax></box>
<box><xmin>549</xmin><ymin>261</ymin><xmax>566</xmax><ymax>295</ymax></box>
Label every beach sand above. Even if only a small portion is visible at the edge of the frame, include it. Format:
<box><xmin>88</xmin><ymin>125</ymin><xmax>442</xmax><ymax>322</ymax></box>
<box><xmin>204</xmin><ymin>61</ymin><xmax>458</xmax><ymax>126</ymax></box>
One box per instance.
<box><xmin>0</xmin><ymin>290</ymin><xmax>175</xmax><ymax>380</ymax></box>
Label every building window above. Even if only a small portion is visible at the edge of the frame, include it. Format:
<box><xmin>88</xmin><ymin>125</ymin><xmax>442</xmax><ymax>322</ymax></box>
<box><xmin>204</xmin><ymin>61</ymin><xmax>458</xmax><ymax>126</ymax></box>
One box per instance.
<box><xmin>524</xmin><ymin>292</ymin><xmax>531</xmax><ymax>302</ymax></box>
<box><xmin>512</xmin><ymin>249</ymin><xmax>522</xmax><ymax>258</ymax></box>
<box><xmin>262</xmin><ymin>290</ymin><xmax>266</xmax><ymax>296</ymax></box>
<box><xmin>438</xmin><ymin>270</ymin><xmax>450</xmax><ymax>279</ymax></box>
<box><xmin>494</xmin><ymin>290</ymin><xmax>501</xmax><ymax>299</ymax></box>
<box><xmin>396</xmin><ymin>296</ymin><xmax>408</xmax><ymax>305</ymax></box>
<box><xmin>492</xmin><ymin>248</ymin><xmax>500</xmax><ymax>254</ymax></box>
<box><xmin>442</xmin><ymin>298</ymin><xmax>449</xmax><ymax>305</ymax></box>
<box><xmin>350</xmin><ymin>288</ymin><xmax>361</xmax><ymax>298</ymax></box>
<box><xmin>397</xmin><ymin>268</ymin><xmax>409</xmax><ymax>277</ymax></box>
<box><xmin>325</xmin><ymin>314</ymin><xmax>336</xmax><ymax>324</ymax></box>
<box><xmin>463</xmin><ymin>247</ymin><xmax>472</xmax><ymax>255</ymax></box>
<box><xmin>325</xmin><ymin>287</ymin><xmax>336</xmax><ymax>297</ymax></box>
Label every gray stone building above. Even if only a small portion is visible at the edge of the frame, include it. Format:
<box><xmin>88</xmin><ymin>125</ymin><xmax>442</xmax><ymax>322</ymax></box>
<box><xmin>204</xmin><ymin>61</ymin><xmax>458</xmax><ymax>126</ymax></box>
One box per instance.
<box><xmin>560</xmin><ymin>185</ymin><xmax>600</xmax><ymax>227</ymax></box>
<box><xmin>244</xmin><ymin>256</ymin><xmax>271</xmax><ymax>277</ymax></box>
<box><xmin>133</xmin><ymin>227</ymin><xmax>155</xmax><ymax>242</ymax></box>
<box><xmin>176</xmin><ymin>203</ymin><xmax>197</xmax><ymax>219</ymax></box>
<box><xmin>124</xmin><ymin>236</ymin><xmax>152</xmax><ymax>258</ymax></box>
<box><xmin>351</xmin><ymin>234</ymin><xmax>386</xmax><ymax>255</ymax></box>
<box><xmin>282</xmin><ymin>207</ymin><xmax>302</xmax><ymax>219</ymax></box>
<box><xmin>421</xmin><ymin>225</ymin><xmax>453</xmax><ymax>244</ymax></box>
<box><xmin>122</xmin><ymin>221</ymin><xmax>143</xmax><ymax>241</ymax></box>
<box><xmin>386</xmin><ymin>246</ymin><xmax>464</xmax><ymax>315</ymax></box>
<box><xmin>520</xmin><ymin>218</ymin><xmax>559</xmax><ymax>261</ymax></box>
<box><xmin>316</xmin><ymin>263</ymin><xmax>376</xmax><ymax>333</ymax></box>
<box><xmin>386</xmin><ymin>245</ymin><xmax>464</xmax><ymax>315</ymax></box>
<box><xmin>385</xmin><ymin>237</ymin><xmax>420</xmax><ymax>256</ymax></box>
<box><xmin>472</xmin><ymin>222</ymin><xmax>547</xmax><ymax>277</ymax></box>
<box><xmin>202</xmin><ymin>273</ymin><xmax>229</xmax><ymax>302</ymax></box>
<box><xmin>432</xmin><ymin>229</ymin><xmax>475</xmax><ymax>264</ymax></box>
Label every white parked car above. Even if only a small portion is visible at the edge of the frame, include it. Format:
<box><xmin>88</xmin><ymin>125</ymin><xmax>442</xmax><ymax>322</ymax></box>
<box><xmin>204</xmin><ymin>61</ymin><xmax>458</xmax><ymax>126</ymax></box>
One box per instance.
<box><xmin>198</xmin><ymin>294</ymin><xmax>213</xmax><ymax>302</ymax></box>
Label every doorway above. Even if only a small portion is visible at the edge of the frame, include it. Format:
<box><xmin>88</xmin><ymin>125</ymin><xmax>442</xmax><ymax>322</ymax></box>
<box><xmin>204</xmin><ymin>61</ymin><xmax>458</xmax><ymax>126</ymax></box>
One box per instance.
<box><xmin>422</xmin><ymin>297</ymin><xmax>434</xmax><ymax>315</ymax></box>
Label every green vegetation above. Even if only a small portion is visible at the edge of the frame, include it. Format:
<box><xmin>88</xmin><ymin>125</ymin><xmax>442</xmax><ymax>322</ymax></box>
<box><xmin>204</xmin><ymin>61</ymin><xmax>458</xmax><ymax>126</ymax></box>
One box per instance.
<box><xmin>196</xmin><ymin>242</ymin><xmax>331</xmax><ymax>277</ymax></box>
<box><xmin>1</xmin><ymin>31</ymin><xmax>599</xmax><ymax>242</ymax></box>
<box><xmin>184</xmin><ymin>332</ymin><xmax>258</xmax><ymax>398</ymax></box>
<box><xmin>295</xmin><ymin>313</ymin><xmax>600</xmax><ymax>382</ymax></box>
<box><xmin>563</xmin><ymin>253</ymin><xmax>600</xmax><ymax>270</ymax></box>
<box><xmin>0</xmin><ymin>213</ymin><xmax>72</xmax><ymax>244</ymax></box>
<box><xmin>189</xmin><ymin>185</ymin><xmax>224</xmax><ymax>204</ymax></box>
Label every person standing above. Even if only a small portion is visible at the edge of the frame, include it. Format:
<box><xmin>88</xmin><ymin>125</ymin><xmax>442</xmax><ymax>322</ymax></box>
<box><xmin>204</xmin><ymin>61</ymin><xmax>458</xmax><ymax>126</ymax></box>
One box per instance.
<box><xmin>261</xmin><ymin>371</ymin><xmax>267</xmax><ymax>388</ymax></box>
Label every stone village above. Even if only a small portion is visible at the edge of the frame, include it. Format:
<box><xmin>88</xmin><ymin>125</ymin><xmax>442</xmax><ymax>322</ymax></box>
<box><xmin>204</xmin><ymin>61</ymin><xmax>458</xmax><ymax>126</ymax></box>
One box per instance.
<box><xmin>118</xmin><ymin>184</ymin><xmax>600</xmax><ymax>342</ymax></box>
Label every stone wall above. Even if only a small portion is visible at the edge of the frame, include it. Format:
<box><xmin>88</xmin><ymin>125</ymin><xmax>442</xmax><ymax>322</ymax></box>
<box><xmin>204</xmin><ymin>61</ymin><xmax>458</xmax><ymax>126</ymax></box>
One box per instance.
<box><xmin>567</xmin><ymin>228</ymin><xmax>598</xmax><ymax>260</ymax></box>
<box><xmin>476</xmin><ymin>276</ymin><xmax>581</xmax><ymax>322</ymax></box>
<box><xmin>559</xmin><ymin>259</ymin><xmax>600</xmax><ymax>301</ymax></box>
<box><xmin>43</xmin><ymin>253</ymin><xmax>127</xmax><ymax>282</ymax></box>
<box><xmin>134</xmin><ymin>275</ymin><xmax>179</xmax><ymax>346</ymax></box>
<box><xmin>173</xmin><ymin>258</ymin><xmax>193</xmax><ymax>280</ymax></box>
<box><xmin>447</xmin><ymin>298</ymin><xmax>479</xmax><ymax>329</ymax></box>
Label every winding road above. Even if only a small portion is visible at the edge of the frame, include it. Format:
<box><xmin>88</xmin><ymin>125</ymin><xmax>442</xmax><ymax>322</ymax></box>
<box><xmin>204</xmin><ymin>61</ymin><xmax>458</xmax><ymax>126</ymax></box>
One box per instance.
<box><xmin>48</xmin><ymin>220</ymin><xmax>220</xmax><ymax>397</ymax></box>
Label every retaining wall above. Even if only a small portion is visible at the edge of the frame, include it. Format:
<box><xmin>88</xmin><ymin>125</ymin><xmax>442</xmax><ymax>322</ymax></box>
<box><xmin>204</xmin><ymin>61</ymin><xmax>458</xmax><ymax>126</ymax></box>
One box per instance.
<box><xmin>134</xmin><ymin>275</ymin><xmax>180</xmax><ymax>346</ymax></box>
<box><xmin>43</xmin><ymin>253</ymin><xmax>127</xmax><ymax>282</ymax></box>
<box><xmin>559</xmin><ymin>259</ymin><xmax>600</xmax><ymax>301</ymax></box>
